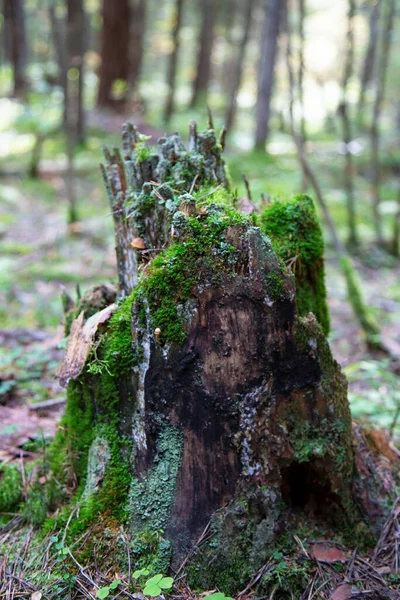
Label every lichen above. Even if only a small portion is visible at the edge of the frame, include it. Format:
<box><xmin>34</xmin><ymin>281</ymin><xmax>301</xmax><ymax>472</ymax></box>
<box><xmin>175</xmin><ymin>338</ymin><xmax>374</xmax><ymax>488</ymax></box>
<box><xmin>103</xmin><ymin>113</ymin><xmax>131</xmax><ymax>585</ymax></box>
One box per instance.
<box><xmin>129</xmin><ymin>424</ymin><xmax>184</xmax><ymax>531</ymax></box>
<box><xmin>261</xmin><ymin>195</ymin><xmax>330</xmax><ymax>335</ymax></box>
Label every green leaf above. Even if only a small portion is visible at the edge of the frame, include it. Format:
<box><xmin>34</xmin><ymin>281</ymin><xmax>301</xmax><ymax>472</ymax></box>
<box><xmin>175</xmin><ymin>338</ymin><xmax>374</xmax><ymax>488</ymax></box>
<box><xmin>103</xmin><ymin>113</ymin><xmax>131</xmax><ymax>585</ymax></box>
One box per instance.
<box><xmin>62</xmin><ymin>547</ymin><xmax>70</xmax><ymax>555</ymax></box>
<box><xmin>207</xmin><ymin>594</ymin><xmax>233</xmax><ymax>600</ymax></box>
<box><xmin>96</xmin><ymin>588</ymin><xmax>110</xmax><ymax>599</ymax></box>
<box><xmin>145</xmin><ymin>575</ymin><xmax>163</xmax><ymax>586</ymax></box>
<box><xmin>143</xmin><ymin>583</ymin><xmax>161</xmax><ymax>597</ymax></box>
<box><xmin>109</xmin><ymin>580</ymin><xmax>120</xmax><ymax>590</ymax></box>
<box><xmin>158</xmin><ymin>577</ymin><xmax>174</xmax><ymax>590</ymax></box>
<box><xmin>133</xmin><ymin>569</ymin><xmax>150</xmax><ymax>578</ymax></box>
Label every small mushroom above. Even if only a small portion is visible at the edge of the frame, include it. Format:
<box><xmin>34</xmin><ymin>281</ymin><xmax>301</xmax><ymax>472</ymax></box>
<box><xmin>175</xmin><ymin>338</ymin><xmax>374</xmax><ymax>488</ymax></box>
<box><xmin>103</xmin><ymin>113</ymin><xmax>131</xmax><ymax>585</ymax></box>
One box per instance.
<box><xmin>131</xmin><ymin>237</ymin><xmax>145</xmax><ymax>250</ymax></box>
<box><xmin>155</xmin><ymin>327</ymin><xmax>161</xmax><ymax>342</ymax></box>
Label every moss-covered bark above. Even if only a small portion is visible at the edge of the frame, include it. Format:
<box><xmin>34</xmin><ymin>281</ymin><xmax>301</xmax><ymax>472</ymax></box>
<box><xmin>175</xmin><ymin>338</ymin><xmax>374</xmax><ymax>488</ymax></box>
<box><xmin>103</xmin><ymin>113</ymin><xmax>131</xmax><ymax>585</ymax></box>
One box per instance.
<box><xmin>1</xmin><ymin>122</ymin><xmax>396</xmax><ymax>595</ymax></box>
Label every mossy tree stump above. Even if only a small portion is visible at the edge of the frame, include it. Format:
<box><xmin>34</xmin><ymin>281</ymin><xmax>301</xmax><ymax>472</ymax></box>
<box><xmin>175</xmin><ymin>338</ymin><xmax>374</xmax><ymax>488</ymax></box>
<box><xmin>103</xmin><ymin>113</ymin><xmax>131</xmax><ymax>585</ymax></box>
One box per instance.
<box><xmin>54</xmin><ymin>122</ymin><xmax>394</xmax><ymax>592</ymax></box>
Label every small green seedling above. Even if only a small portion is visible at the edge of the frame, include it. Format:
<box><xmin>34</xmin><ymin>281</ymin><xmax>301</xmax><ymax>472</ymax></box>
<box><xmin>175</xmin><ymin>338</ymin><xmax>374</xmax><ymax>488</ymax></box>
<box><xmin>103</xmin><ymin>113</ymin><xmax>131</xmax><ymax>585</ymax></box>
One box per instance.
<box><xmin>206</xmin><ymin>593</ymin><xmax>233</xmax><ymax>600</ymax></box>
<box><xmin>143</xmin><ymin>574</ymin><xmax>174</xmax><ymax>597</ymax></box>
<box><xmin>96</xmin><ymin>580</ymin><xmax>120</xmax><ymax>599</ymax></box>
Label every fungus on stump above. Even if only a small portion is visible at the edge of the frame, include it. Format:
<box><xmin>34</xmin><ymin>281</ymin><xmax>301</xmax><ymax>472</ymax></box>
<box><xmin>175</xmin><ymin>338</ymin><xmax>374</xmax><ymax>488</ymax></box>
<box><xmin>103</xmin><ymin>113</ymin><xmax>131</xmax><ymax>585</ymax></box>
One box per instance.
<box><xmin>57</xmin><ymin>122</ymin><xmax>394</xmax><ymax>591</ymax></box>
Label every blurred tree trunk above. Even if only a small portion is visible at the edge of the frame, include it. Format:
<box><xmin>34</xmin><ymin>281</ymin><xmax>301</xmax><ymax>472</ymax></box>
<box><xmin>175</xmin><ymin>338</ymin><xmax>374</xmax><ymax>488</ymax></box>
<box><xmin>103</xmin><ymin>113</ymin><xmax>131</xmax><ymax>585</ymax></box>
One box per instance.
<box><xmin>357</xmin><ymin>0</ymin><xmax>382</xmax><ymax>120</ymax></box>
<box><xmin>298</xmin><ymin>0</ymin><xmax>307</xmax><ymax>188</ymax></box>
<box><xmin>3</xmin><ymin>0</ymin><xmax>28</xmax><ymax>97</ymax></box>
<box><xmin>64</xmin><ymin>0</ymin><xmax>86</xmax><ymax>224</ymax></box>
<box><xmin>66</xmin><ymin>0</ymin><xmax>85</xmax><ymax>145</ymax></box>
<box><xmin>254</xmin><ymin>0</ymin><xmax>285</xmax><ymax>149</ymax></box>
<box><xmin>224</xmin><ymin>0</ymin><xmax>255</xmax><ymax>133</ymax></box>
<box><xmin>339</xmin><ymin>0</ymin><xmax>358</xmax><ymax>248</ymax></box>
<box><xmin>190</xmin><ymin>0</ymin><xmax>216</xmax><ymax>108</ymax></box>
<box><xmin>129</xmin><ymin>0</ymin><xmax>146</xmax><ymax>91</ymax></box>
<box><xmin>98</xmin><ymin>0</ymin><xmax>130</xmax><ymax>108</ymax></box>
<box><xmin>370</xmin><ymin>0</ymin><xmax>396</xmax><ymax>247</ymax></box>
<box><xmin>164</xmin><ymin>0</ymin><xmax>185</xmax><ymax>123</ymax></box>
<box><xmin>49</xmin><ymin>1</ymin><xmax>67</xmax><ymax>93</ymax></box>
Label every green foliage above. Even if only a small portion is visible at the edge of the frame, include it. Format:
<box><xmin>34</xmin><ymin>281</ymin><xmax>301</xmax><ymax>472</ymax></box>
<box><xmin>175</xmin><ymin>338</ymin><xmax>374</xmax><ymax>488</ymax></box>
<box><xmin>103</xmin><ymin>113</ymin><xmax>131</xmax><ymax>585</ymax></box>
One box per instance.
<box><xmin>261</xmin><ymin>194</ymin><xmax>330</xmax><ymax>335</ymax></box>
<box><xmin>96</xmin><ymin>580</ymin><xmax>120</xmax><ymax>599</ymax></box>
<box><xmin>345</xmin><ymin>359</ymin><xmax>400</xmax><ymax>438</ymax></box>
<box><xmin>143</xmin><ymin>574</ymin><xmax>174</xmax><ymax>597</ymax></box>
<box><xmin>0</xmin><ymin>464</ymin><xmax>23</xmax><ymax>512</ymax></box>
<box><xmin>340</xmin><ymin>256</ymin><xmax>380</xmax><ymax>345</ymax></box>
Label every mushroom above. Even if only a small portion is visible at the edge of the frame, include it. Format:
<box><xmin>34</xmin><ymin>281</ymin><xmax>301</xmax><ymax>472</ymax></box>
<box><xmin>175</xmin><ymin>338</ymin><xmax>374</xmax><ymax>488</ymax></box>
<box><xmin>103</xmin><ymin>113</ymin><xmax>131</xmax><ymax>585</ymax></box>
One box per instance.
<box><xmin>155</xmin><ymin>327</ymin><xmax>161</xmax><ymax>342</ymax></box>
<box><xmin>131</xmin><ymin>237</ymin><xmax>145</xmax><ymax>250</ymax></box>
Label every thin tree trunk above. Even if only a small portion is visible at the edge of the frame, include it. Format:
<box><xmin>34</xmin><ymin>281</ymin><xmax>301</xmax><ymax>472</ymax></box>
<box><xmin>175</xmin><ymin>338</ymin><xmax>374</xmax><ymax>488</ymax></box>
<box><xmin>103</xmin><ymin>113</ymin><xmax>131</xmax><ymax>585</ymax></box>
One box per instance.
<box><xmin>285</xmin><ymin>4</ymin><xmax>381</xmax><ymax>349</ymax></box>
<box><xmin>298</xmin><ymin>0</ymin><xmax>307</xmax><ymax>189</ymax></box>
<box><xmin>254</xmin><ymin>0</ymin><xmax>285</xmax><ymax>149</ymax></box>
<box><xmin>370</xmin><ymin>0</ymin><xmax>396</xmax><ymax>247</ymax></box>
<box><xmin>357</xmin><ymin>0</ymin><xmax>382</xmax><ymax>120</ymax></box>
<box><xmin>129</xmin><ymin>0</ymin><xmax>146</xmax><ymax>90</ymax></box>
<box><xmin>224</xmin><ymin>0</ymin><xmax>255</xmax><ymax>133</ymax></box>
<box><xmin>49</xmin><ymin>1</ymin><xmax>67</xmax><ymax>93</ymax></box>
<box><xmin>3</xmin><ymin>0</ymin><xmax>28</xmax><ymax>97</ymax></box>
<box><xmin>164</xmin><ymin>0</ymin><xmax>185</xmax><ymax>123</ymax></box>
<box><xmin>65</xmin><ymin>0</ymin><xmax>85</xmax><ymax>145</ymax></box>
<box><xmin>97</xmin><ymin>0</ymin><xmax>130</xmax><ymax>108</ymax></box>
<box><xmin>64</xmin><ymin>0</ymin><xmax>85</xmax><ymax>224</ymax></box>
<box><xmin>338</xmin><ymin>0</ymin><xmax>358</xmax><ymax>247</ymax></box>
<box><xmin>190</xmin><ymin>0</ymin><xmax>216</xmax><ymax>108</ymax></box>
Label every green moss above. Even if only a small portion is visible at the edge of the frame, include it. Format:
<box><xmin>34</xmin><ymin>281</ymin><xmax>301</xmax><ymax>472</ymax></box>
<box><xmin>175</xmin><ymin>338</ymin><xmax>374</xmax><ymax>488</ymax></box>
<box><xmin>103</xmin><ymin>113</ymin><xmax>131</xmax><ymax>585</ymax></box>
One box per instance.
<box><xmin>130</xmin><ymin>529</ymin><xmax>172</xmax><ymax>575</ymax></box>
<box><xmin>100</xmin><ymin>295</ymin><xmax>135</xmax><ymax>376</ymax></box>
<box><xmin>265</xmin><ymin>272</ymin><xmax>285</xmax><ymax>300</ymax></box>
<box><xmin>22</xmin><ymin>485</ymin><xmax>48</xmax><ymax>527</ymax></box>
<box><xmin>0</xmin><ymin>464</ymin><xmax>23</xmax><ymax>512</ymax></box>
<box><xmin>340</xmin><ymin>256</ymin><xmax>380</xmax><ymax>346</ymax></box>
<box><xmin>261</xmin><ymin>194</ymin><xmax>330</xmax><ymax>335</ymax></box>
<box><xmin>131</xmin><ymin>194</ymin><xmax>247</xmax><ymax>344</ymax></box>
<box><xmin>136</xmin><ymin>144</ymin><xmax>151</xmax><ymax>162</ymax></box>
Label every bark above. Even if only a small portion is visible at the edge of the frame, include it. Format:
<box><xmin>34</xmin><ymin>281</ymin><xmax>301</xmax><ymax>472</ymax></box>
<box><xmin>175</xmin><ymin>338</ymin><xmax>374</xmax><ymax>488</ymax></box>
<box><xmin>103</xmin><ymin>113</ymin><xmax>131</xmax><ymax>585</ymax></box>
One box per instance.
<box><xmin>357</xmin><ymin>0</ymin><xmax>382</xmax><ymax>119</ymax></box>
<box><xmin>164</xmin><ymin>0</ymin><xmax>185</xmax><ymax>123</ymax></box>
<box><xmin>338</xmin><ymin>0</ymin><xmax>358</xmax><ymax>247</ymax></box>
<box><xmin>190</xmin><ymin>0</ymin><xmax>216</xmax><ymax>108</ymax></box>
<box><xmin>54</xmin><ymin>121</ymin><xmax>395</xmax><ymax>593</ymax></box>
<box><xmin>224</xmin><ymin>0</ymin><xmax>255</xmax><ymax>133</ymax></box>
<box><xmin>97</xmin><ymin>0</ymin><xmax>130</xmax><ymax>108</ymax></box>
<box><xmin>254</xmin><ymin>0</ymin><xmax>285</xmax><ymax>149</ymax></box>
<box><xmin>129</xmin><ymin>0</ymin><xmax>146</xmax><ymax>90</ymax></box>
<box><xmin>370</xmin><ymin>0</ymin><xmax>396</xmax><ymax>247</ymax></box>
<box><xmin>3</xmin><ymin>0</ymin><xmax>28</xmax><ymax>97</ymax></box>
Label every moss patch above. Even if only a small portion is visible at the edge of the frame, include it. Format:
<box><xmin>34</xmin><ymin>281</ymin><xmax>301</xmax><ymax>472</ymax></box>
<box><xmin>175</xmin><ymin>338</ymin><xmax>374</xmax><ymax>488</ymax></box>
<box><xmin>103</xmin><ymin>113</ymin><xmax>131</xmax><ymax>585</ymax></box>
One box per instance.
<box><xmin>261</xmin><ymin>194</ymin><xmax>330</xmax><ymax>335</ymax></box>
<box><xmin>131</xmin><ymin>192</ymin><xmax>247</xmax><ymax>344</ymax></box>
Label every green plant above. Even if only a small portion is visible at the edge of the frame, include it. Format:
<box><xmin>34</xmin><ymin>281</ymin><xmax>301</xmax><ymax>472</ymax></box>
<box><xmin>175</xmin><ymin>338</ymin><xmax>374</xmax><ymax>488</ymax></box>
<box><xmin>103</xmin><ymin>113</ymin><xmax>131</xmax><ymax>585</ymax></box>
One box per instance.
<box><xmin>205</xmin><ymin>593</ymin><xmax>234</xmax><ymax>600</ymax></box>
<box><xmin>96</xmin><ymin>580</ymin><xmax>120</xmax><ymax>599</ymax></box>
<box><xmin>142</xmin><ymin>574</ymin><xmax>174</xmax><ymax>597</ymax></box>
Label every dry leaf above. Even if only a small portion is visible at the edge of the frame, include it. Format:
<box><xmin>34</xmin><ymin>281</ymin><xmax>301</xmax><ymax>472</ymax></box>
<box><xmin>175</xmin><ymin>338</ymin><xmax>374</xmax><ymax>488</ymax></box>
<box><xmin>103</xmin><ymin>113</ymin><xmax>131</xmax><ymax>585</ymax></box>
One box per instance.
<box><xmin>31</xmin><ymin>592</ymin><xmax>43</xmax><ymax>600</ymax></box>
<box><xmin>376</xmin><ymin>565</ymin><xmax>391</xmax><ymax>574</ymax></box>
<box><xmin>330</xmin><ymin>584</ymin><xmax>352</xmax><ymax>600</ymax></box>
<box><xmin>131</xmin><ymin>237</ymin><xmax>145</xmax><ymax>249</ymax></box>
<box><xmin>57</xmin><ymin>304</ymin><xmax>118</xmax><ymax>387</ymax></box>
<box><xmin>311</xmin><ymin>543</ymin><xmax>346</xmax><ymax>562</ymax></box>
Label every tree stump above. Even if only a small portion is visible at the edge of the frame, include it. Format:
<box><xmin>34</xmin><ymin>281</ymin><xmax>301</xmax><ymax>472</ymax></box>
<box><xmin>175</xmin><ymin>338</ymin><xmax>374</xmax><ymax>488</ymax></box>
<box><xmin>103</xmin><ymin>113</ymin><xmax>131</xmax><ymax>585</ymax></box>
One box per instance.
<box><xmin>55</xmin><ymin>122</ymin><xmax>396</xmax><ymax>592</ymax></box>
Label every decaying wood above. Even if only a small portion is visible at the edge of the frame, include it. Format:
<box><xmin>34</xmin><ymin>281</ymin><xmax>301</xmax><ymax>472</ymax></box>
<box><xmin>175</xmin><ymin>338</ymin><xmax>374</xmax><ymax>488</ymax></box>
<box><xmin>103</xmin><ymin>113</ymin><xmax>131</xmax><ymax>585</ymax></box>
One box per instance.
<box><xmin>57</xmin><ymin>303</ymin><xmax>117</xmax><ymax>386</ymax></box>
